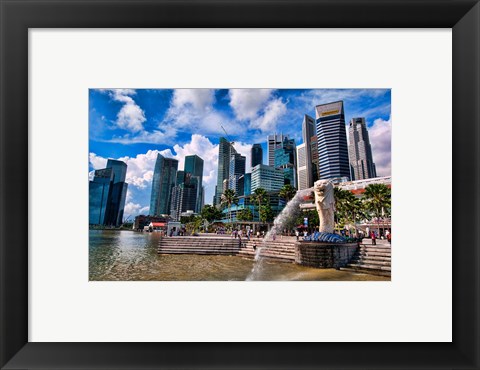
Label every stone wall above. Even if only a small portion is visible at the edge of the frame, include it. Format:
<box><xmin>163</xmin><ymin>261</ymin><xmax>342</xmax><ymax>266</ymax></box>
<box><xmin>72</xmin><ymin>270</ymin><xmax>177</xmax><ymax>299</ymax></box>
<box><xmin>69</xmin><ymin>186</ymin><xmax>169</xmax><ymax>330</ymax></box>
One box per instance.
<box><xmin>295</xmin><ymin>242</ymin><xmax>358</xmax><ymax>268</ymax></box>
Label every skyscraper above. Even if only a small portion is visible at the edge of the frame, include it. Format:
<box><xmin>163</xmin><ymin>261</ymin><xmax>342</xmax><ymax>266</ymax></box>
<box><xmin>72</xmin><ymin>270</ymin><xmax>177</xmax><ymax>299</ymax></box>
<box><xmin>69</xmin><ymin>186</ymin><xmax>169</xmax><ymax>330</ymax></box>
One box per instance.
<box><xmin>315</xmin><ymin>101</ymin><xmax>350</xmax><ymax>181</ymax></box>
<box><xmin>348</xmin><ymin>117</ymin><xmax>377</xmax><ymax>180</ymax></box>
<box><xmin>251</xmin><ymin>164</ymin><xmax>284</xmax><ymax>192</ymax></box>
<box><xmin>274</xmin><ymin>137</ymin><xmax>297</xmax><ymax>187</ymax></box>
<box><xmin>89</xmin><ymin>168</ymin><xmax>114</xmax><ymax>225</ymax></box>
<box><xmin>228</xmin><ymin>152</ymin><xmax>246</xmax><ymax>195</ymax></box>
<box><xmin>150</xmin><ymin>154</ymin><xmax>178</xmax><ymax>216</ymax></box>
<box><xmin>170</xmin><ymin>173</ymin><xmax>200</xmax><ymax>220</ymax></box>
<box><xmin>267</xmin><ymin>133</ymin><xmax>286</xmax><ymax>167</ymax></box>
<box><xmin>89</xmin><ymin>159</ymin><xmax>128</xmax><ymax>226</ymax></box>
<box><xmin>184</xmin><ymin>155</ymin><xmax>204</xmax><ymax>212</ymax></box>
<box><xmin>296</xmin><ymin>143</ymin><xmax>309</xmax><ymax>190</ymax></box>
<box><xmin>251</xmin><ymin>143</ymin><xmax>263</xmax><ymax>168</ymax></box>
<box><xmin>300</xmin><ymin>114</ymin><xmax>319</xmax><ymax>187</ymax></box>
<box><xmin>215</xmin><ymin>137</ymin><xmax>235</xmax><ymax>205</ymax></box>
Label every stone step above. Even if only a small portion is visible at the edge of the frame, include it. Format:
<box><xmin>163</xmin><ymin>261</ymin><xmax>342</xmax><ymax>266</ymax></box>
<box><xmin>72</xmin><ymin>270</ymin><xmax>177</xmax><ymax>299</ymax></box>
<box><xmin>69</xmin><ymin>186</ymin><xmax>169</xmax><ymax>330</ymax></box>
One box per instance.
<box><xmin>357</xmin><ymin>251</ymin><xmax>391</xmax><ymax>257</ymax></box>
<box><xmin>359</xmin><ymin>246</ymin><xmax>391</xmax><ymax>251</ymax></box>
<box><xmin>350</xmin><ymin>258</ymin><xmax>391</xmax><ymax>266</ymax></box>
<box><xmin>339</xmin><ymin>266</ymin><xmax>391</xmax><ymax>277</ymax></box>
<box><xmin>352</xmin><ymin>255</ymin><xmax>391</xmax><ymax>262</ymax></box>
<box><xmin>158</xmin><ymin>249</ymin><xmax>239</xmax><ymax>255</ymax></box>
<box><xmin>347</xmin><ymin>263</ymin><xmax>391</xmax><ymax>271</ymax></box>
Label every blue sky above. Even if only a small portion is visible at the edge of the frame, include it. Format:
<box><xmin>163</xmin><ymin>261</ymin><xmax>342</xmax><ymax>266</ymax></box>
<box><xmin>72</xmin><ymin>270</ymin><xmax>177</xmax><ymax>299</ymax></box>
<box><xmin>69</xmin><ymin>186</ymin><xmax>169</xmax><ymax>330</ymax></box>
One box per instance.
<box><xmin>89</xmin><ymin>89</ymin><xmax>391</xmax><ymax>219</ymax></box>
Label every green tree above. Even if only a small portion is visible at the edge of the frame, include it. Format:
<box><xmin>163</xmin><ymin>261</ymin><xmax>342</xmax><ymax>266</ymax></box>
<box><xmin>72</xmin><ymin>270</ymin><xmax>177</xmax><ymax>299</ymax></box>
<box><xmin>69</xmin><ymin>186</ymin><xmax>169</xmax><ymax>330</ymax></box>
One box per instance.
<box><xmin>259</xmin><ymin>204</ymin><xmax>274</xmax><ymax>223</ymax></box>
<box><xmin>237</xmin><ymin>208</ymin><xmax>253</xmax><ymax>222</ymax></box>
<box><xmin>220</xmin><ymin>189</ymin><xmax>238</xmax><ymax>226</ymax></box>
<box><xmin>200</xmin><ymin>204</ymin><xmax>222</xmax><ymax>223</ymax></box>
<box><xmin>251</xmin><ymin>188</ymin><xmax>268</xmax><ymax>222</ymax></box>
<box><xmin>279</xmin><ymin>184</ymin><xmax>297</xmax><ymax>203</ymax></box>
<box><xmin>363</xmin><ymin>183</ymin><xmax>391</xmax><ymax>235</ymax></box>
<box><xmin>186</xmin><ymin>215</ymin><xmax>203</xmax><ymax>235</ymax></box>
<box><xmin>180</xmin><ymin>214</ymin><xmax>195</xmax><ymax>225</ymax></box>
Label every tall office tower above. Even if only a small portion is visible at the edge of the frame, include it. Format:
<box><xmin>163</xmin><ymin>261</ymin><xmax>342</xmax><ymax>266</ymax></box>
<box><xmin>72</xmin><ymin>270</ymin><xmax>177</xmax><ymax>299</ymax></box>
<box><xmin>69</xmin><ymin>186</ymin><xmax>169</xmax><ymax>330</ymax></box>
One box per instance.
<box><xmin>237</xmin><ymin>173</ymin><xmax>251</xmax><ymax>197</ymax></box>
<box><xmin>251</xmin><ymin>164</ymin><xmax>284</xmax><ymax>192</ymax></box>
<box><xmin>348</xmin><ymin>117</ymin><xmax>377</xmax><ymax>180</ymax></box>
<box><xmin>228</xmin><ymin>152</ymin><xmax>246</xmax><ymax>194</ymax></box>
<box><xmin>89</xmin><ymin>159</ymin><xmax>129</xmax><ymax>226</ymax></box>
<box><xmin>213</xmin><ymin>186</ymin><xmax>218</xmax><ymax>206</ymax></box>
<box><xmin>184</xmin><ymin>154</ymin><xmax>204</xmax><ymax>212</ymax></box>
<box><xmin>170</xmin><ymin>174</ymin><xmax>200</xmax><ymax>220</ymax></box>
<box><xmin>105</xmin><ymin>159</ymin><xmax>129</xmax><ymax>226</ymax></box>
<box><xmin>267</xmin><ymin>133</ymin><xmax>286</xmax><ymax>166</ymax></box>
<box><xmin>215</xmin><ymin>137</ymin><xmax>235</xmax><ymax>205</ymax></box>
<box><xmin>310</xmin><ymin>135</ymin><xmax>319</xmax><ymax>183</ymax></box>
<box><xmin>315</xmin><ymin>101</ymin><xmax>350</xmax><ymax>180</ymax></box>
<box><xmin>251</xmin><ymin>143</ymin><xmax>263</xmax><ymax>168</ymax></box>
<box><xmin>89</xmin><ymin>168</ymin><xmax>114</xmax><ymax>225</ymax></box>
<box><xmin>149</xmin><ymin>154</ymin><xmax>178</xmax><ymax>216</ymax></box>
<box><xmin>296</xmin><ymin>143</ymin><xmax>309</xmax><ymax>190</ymax></box>
<box><xmin>300</xmin><ymin>114</ymin><xmax>319</xmax><ymax>187</ymax></box>
<box><xmin>274</xmin><ymin>137</ymin><xmax>297</xmax><ymax>187</ymax></box>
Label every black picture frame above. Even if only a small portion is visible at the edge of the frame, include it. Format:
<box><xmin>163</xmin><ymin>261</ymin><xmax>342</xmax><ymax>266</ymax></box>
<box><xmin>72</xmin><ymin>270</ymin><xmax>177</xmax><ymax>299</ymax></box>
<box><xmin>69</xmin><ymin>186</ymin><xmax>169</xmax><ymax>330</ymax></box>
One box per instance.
<box><xmin>1</xmin><ymin>0</ymin><xmax>479</xmax><ymax>369</ymax></box>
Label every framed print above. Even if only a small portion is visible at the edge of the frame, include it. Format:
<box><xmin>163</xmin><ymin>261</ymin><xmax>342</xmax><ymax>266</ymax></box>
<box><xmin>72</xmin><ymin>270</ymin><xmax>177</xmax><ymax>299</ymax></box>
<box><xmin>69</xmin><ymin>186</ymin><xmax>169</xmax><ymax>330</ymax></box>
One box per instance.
<box><xmin>1</xmin><ymin>0</ymin><xmax>479</xmax><ymax>369</ymax></box>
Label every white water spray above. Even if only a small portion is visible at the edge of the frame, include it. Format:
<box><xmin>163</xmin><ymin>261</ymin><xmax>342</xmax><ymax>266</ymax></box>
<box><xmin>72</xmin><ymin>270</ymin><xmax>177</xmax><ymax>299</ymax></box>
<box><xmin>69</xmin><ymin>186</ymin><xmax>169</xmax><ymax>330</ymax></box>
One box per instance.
<box><xmin>246</xmin><ymin>188</ymin><xmax>313</xmax><ymax>281</ymax></box>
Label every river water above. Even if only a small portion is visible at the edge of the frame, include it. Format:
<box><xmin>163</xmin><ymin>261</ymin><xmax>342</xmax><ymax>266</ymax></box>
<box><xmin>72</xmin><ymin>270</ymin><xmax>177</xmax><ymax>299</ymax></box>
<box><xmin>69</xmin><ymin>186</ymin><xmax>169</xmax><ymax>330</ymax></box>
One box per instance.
<box><xmin>89</xmin><ymin>230</ymin><xmax>388</xmax><ymax>281</ymax></box>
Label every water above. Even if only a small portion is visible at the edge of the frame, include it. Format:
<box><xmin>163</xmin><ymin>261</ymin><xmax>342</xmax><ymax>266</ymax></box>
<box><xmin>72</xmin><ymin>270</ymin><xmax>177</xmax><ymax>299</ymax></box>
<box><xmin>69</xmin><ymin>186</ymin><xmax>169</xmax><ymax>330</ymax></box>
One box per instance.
<box><xmin>90</xmin><ymin>230</ymin><xmax>388</xmax><ymax>281</ymax></box>
<box><xmin>245</xmin><ymin>188</ymin><xmax>312</xmax><ymax>281</ymax></box>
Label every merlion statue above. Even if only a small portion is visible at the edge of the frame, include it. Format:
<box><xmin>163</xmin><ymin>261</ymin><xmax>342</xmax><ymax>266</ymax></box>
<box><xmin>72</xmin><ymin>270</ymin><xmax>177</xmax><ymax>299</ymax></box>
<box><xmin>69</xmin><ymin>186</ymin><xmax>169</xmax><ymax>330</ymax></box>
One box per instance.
<box><xmin>313</xmin><ymin>179</ymin><xmax>335</xmax><ymax>233</ymax></box>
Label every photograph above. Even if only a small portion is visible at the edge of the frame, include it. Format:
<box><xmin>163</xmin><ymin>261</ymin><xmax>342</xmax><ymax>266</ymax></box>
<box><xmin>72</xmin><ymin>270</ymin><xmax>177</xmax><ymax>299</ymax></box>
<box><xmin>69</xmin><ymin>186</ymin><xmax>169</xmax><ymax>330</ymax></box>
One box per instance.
<box><xmin>89</xmin><ymin>88</ymin><xmax>391</xmax><ymax>281</ymax></box>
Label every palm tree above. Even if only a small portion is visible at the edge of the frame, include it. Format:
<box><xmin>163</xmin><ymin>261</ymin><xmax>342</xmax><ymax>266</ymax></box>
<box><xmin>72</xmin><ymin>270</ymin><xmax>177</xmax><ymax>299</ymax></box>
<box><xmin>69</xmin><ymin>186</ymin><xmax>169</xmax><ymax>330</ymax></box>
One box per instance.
<box><xmin>363</xmin><ymin>183</ymin><xmax>391</xmax><ymax>236</ymax></box>
<box><xmin>220</xmin><ymin>189</ymin><xmax>238</xmax><ymax>227</ymax></box>
<box><xmin>279</xmin><ymin>184</ymin><xmax>297</xmax><ymax>204</ymax></box>
<box><xmin>334</xmin><ymin>188</ymin><xmax>365</xmax><ymax>236</ymax></box>
<box><xmin>251</xmin><ymin>188</ymin><xmax>268</xmax><ymax>223</ymax></box>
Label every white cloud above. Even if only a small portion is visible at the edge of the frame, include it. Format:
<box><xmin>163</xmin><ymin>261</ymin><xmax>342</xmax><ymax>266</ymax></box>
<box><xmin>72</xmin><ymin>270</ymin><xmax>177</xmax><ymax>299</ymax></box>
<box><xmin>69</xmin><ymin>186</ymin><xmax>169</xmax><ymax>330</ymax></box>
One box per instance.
<box><xmin>107</xmin><ymin>89</ymin><xmax>146</xmax><ymax>133</ymax></box>
<box><xmin>89</xmin><ymin>153</ymin><xmax>108</xmax><ymax>169</ymax></box>
<box><xmin>165</xmin><ymin>89</ymin><xmax>237</xmax><ymax>136</ymax></box>
<box><xmin>172</xmin><ymin>89</ymin><xmax>215</xmax><ymax>111</ymax></box>
<box><xmin>229</xmin><ymin>89</ymin><xmax>274</xmax><ymax>120</ymax></box>
<box><xmin>124</xmin><ymin>202</ymin><xmax>143</xmax><ymax>217</ymax></box>
<box><xmin>369</xmin><ymin>117</ymin><xmax>392</xmax><ymax>176</ymax></box>
<box><xmin>228</xmin><ymin>89</ymin><xmax>287</xmax><ymax>134</ymax></box>
<box><xmin>250</xmin><ymin>98</ymin><xmax>287</xmax><ymax>132</ymax></box>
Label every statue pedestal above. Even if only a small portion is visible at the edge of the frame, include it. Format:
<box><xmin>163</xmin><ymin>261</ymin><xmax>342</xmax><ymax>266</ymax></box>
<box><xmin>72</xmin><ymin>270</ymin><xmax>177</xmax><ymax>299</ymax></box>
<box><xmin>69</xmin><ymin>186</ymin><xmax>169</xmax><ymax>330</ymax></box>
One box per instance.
<box><xmin>295</xmin><ymin>241</ymin><xmax>358</xmax><ymax>269</ymax></box>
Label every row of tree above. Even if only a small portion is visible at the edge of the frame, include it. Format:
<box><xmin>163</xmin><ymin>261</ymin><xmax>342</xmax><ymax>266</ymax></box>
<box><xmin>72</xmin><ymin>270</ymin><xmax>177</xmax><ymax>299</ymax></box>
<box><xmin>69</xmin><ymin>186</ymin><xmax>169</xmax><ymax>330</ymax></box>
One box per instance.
<box><xmin>183</xmin><ymin>182</ymin><xmax>391</xmax><ymax>235</ymax></box>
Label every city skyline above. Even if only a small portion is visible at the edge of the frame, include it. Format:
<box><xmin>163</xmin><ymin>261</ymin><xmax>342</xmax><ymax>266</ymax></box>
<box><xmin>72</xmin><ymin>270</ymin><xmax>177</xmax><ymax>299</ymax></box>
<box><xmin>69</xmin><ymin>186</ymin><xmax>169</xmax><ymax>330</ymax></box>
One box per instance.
<box><xmin>89</xmin><ymin>89</ymin><xmax>391</xmax><ymax>219</ymax></box>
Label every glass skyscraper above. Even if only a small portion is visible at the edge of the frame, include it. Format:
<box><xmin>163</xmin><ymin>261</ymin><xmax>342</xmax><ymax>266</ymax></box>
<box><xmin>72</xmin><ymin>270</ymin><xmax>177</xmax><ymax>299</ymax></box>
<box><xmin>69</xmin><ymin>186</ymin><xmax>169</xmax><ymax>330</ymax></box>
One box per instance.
<box><xmin>315</xmin><ymin>101</ymin><xmax>350</xmax><ymax>181</ymax></box>
<box><xmin>348</xmin><ymin>117</ymin><xmax>377</xmax><ymax>180</ymax></box>
<box><xmin>184</xmin><ymin>155</ymin><xmax>204</xmax><ymax>212</ymax></box>
<box><xmin>251</xmin><ymin>164</ymin><xmax>284</xmax><ymax>192</ymax></box>
<box><xmin>267</xmin><ymin>133</ymin><xmax>286</xmax><ymax>167</ymax></box>
<box><xmin>251</xmin><ymin>143</ymin><xmax>263</xmax><ymax>168</ymax></box>
<box><xmin>150</xmin><ymin>154</ymin><xmax>178</xmax><ymax>216</ymax></box>
<box><xmin>274</xmin><ymin>137</ymin><xmax>297</xmax><ymax>187</ymax></box>
<box><xmin>215</xmin><ymin>137</ymin><xmax>235</xmax><ymax>205</ymax></box>
<box><xmin>228</xmin><ymin>152</ymin><xmax>246</xmax><ymax>195</ymax></box>
<box><xmin>89</xmin><ymin>168</ymin><xmax>114</xmax><ymax>225</ymax></box>
<box><xmin>89</xmin><ymin>159</ymin><xmax>128</xmax><ymax>226</ymax></box>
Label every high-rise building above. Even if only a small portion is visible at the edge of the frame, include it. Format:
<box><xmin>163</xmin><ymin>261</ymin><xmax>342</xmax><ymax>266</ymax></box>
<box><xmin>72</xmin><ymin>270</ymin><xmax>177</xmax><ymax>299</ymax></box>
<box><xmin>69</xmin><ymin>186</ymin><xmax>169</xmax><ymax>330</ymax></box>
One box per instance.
<box><xmin>251</xmin><ymin>164</ymin><xmax>284</xmax><ymax>192</ymax></box>
<box><xmin>296</xmin><ymin>143</ymin><xmax>309</xmax><ymax>191</ymax></box>
<box><xmin>251</xmin><ymin>143</ymin><xmax>263</xmax><ymax>168</ymax></box>
<box><xmin>215</xmin><ymin>137</ymin><xmax>235</xmax><ymax>205</ymax></box>
<box><xmin>267</xmin><ymin>133</ymin><xmax>286</xmax><ymax>167</ymax></box>
<box><xmin>228</xmin><ymin>152</ymin><xmax>246</xmax><ymax>195</ymax></box>
<box><xmin>348</xmin><ymin>117</ymin><xmax>377</xmax><ymax>180</ymax></box>
<box><xmin>150</xmin><ymin>154</ymin><xmax>178</xmax><ymax>216</ymax></box>
<box><xmin>315</xmin><ymin>101</ymin><xmax>350</xmax><ymax>180</ymax></box>
<box><xmin>170</xmin><ymin>173</ymin><xmax>200</xmax><ymax>221</ymax></box>
<box><xmin>237</xmin><ymin>173</ymin><xmax>252</xmax><ymax>197</ymax></box>
<box><xmin>184</xmin><ymin>155</ymin><xmax>204</xmax><ymax>212</ymax></box>
<box><xmin>89</xmin><ymin>168</ymin><xmax>114</xmax><ymax>225</ymax></box>
<box><xmin>274</xmin><ymin>137</ymin><xmax>297</xmax><ymax>187</ymax></box>
<box><xmin>89</xmin><ymin>159</ymin><xmax>128</xmax><ymax>226</ymax></box>
<box><xmin>300</xmin><ymin>114</ymin><xmax>319</xmax><ymax>187</ymax></box>
<box><xmin>105</xmin><ymin>159</ymin><xmax>129</xmax><ymax>226</ymax></box>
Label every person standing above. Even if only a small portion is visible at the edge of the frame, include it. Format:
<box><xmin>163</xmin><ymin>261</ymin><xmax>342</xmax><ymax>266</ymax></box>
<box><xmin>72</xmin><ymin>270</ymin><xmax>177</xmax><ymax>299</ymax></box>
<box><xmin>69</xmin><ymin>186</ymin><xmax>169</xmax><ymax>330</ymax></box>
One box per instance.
<box><xmin>371</xmin><ymin>231</ymin><xmax>376</xmax><ymax>245</ymax></box>
<box><xmin>295</xmin><ymin>230</ymin><xmax>300</xmax><ymax>241</ymax></box>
